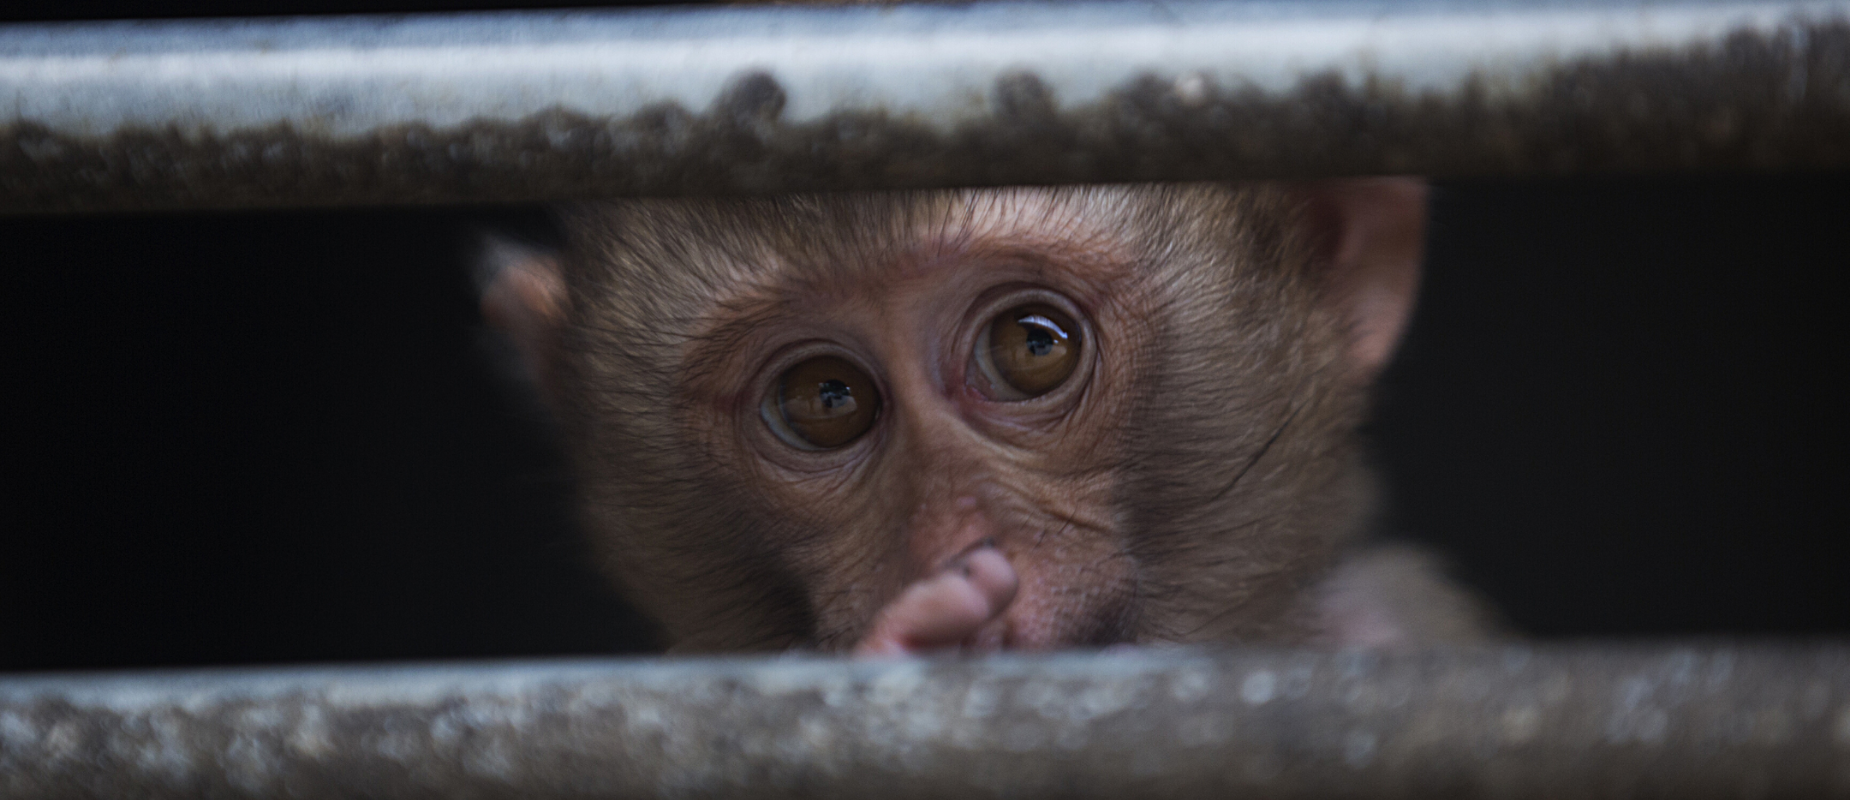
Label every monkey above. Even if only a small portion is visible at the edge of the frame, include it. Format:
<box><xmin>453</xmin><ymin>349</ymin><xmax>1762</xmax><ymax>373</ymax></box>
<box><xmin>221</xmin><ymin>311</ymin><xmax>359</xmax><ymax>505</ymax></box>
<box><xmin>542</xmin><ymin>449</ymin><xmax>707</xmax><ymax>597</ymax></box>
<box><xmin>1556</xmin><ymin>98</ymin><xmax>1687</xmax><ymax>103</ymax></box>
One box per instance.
<box><xmin>480</xmin><ymin>180</ymin><xmax>1494</xmax><ymax>656</ymax></box>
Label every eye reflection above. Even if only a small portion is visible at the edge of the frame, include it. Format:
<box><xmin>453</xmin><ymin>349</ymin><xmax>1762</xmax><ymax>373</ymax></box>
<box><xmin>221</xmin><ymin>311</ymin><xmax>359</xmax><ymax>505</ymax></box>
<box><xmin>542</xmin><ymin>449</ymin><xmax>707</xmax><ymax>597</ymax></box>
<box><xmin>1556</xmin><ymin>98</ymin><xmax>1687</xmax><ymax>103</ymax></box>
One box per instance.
<box><xmin>980</xmin><ymin>303</ymin><xmax>1082</xmax><ymax>398</ymax></box>
<box><xmin>769</xmin><ymin>356</ymin><xmax>881</xmax><ymax>449</ymax></box>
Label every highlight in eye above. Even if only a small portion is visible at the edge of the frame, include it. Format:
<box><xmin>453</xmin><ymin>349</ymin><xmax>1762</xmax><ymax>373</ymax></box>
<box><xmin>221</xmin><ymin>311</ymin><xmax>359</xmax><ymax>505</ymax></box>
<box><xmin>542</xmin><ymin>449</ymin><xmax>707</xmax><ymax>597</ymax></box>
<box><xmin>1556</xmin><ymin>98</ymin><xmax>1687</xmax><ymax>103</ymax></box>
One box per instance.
<box><xmin>977</xmin><ymin>303</ymin><xmax>1082</xmax><ymax>399</ymax></box>
<box><xmin>766</xmin><ymin>356</ymin><xmax>882</xmax><ymax>449</ymax></box>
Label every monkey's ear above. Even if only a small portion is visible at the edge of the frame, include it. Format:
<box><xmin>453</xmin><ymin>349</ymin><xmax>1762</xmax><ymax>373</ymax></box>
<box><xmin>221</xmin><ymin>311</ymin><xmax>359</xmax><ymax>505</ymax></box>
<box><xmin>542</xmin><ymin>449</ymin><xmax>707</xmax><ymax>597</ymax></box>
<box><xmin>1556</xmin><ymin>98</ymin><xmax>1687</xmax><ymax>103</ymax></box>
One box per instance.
<box><xmin>1298</xmin><ymin>178</ymin><xmax>1429</xmax><ymax>380</ymax></box>
<box><xmin>478</xmin><ymin>235</ymin><xmax>568</xmax><ymax>399</ymax></box>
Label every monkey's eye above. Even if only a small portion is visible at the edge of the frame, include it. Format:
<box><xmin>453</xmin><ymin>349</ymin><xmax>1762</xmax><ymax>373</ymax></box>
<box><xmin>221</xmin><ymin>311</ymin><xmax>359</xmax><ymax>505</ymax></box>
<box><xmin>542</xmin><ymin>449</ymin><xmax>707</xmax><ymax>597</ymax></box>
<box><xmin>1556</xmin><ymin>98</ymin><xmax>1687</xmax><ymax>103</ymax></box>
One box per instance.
<box><xmin>976</xmin><ymin>304</ymin><xmax>1082</xmax><ymax>399</ymax></box>
<box><xmin>765</xmin><ymin>356</ymin><xmax>882</xmax><ymax>449</ymax></box>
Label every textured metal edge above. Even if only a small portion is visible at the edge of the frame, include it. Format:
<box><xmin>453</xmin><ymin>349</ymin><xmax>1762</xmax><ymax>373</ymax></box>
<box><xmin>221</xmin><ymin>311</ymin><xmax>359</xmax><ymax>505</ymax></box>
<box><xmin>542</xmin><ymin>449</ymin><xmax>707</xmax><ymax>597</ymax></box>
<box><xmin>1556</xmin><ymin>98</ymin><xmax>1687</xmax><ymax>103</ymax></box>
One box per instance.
<box><xmin>3</xmin><ymin>644</ymin><xmax>1849</xmax><ymax>798</ymax></box>
<box><xmin>3</xmin><ymin>1</ymin><xmax>1850</xmax><ymax>212</ymax></box>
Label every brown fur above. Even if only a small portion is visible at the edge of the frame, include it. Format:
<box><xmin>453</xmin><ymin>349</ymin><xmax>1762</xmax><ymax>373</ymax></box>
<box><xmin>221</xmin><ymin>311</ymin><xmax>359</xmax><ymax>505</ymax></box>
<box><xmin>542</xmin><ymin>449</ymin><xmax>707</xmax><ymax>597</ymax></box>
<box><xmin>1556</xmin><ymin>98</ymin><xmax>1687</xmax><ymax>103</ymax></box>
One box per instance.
<box><xmin>511</xmin><ymin>183</ymin><xmax>1440</xmax><ymax>652</ymax></box>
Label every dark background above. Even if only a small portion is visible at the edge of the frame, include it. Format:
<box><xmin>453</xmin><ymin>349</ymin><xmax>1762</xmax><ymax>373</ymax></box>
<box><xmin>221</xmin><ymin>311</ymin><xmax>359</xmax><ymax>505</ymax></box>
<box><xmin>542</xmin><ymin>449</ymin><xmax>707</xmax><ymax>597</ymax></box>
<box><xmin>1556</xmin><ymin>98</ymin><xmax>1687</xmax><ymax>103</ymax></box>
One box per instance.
<box><xmin>4</xmin><ymin>2</ymin><xmax>1849</xmax><ymax>672</ymax></box>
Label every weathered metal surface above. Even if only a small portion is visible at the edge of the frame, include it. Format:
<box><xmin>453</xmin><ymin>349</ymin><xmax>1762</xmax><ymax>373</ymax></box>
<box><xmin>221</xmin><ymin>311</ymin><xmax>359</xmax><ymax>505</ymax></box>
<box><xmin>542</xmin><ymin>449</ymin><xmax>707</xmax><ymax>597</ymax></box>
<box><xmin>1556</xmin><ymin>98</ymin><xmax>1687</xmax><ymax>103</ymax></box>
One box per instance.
<box><xmin>1</xmin><ymin>645</ymin><xmax>1847</xmax><ymax>798</ymax></box>
<box><xmin>2</xmin><ymin>0</ymin><xmax>1849</xmax><ymax>213</ymax></box>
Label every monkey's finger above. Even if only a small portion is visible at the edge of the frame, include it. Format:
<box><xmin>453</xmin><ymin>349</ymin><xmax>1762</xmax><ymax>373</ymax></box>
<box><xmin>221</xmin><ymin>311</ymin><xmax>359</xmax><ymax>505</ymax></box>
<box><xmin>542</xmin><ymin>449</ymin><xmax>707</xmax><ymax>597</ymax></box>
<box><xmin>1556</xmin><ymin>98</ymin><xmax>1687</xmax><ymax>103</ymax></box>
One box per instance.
<box><xmin>853</xmin><ymin>547</ymin><xmax>1019</xmax><ymax>658</ymax></box>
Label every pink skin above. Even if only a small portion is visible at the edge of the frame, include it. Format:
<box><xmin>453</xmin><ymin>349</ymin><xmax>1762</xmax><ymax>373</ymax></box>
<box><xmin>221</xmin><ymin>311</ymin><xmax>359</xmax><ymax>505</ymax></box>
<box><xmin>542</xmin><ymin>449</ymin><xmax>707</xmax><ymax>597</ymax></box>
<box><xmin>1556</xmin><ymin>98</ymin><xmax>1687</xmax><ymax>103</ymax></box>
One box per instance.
<box><xmin>853</xmin><ymin>545</ymin><xmax>1019</xmax><ymax>658</ymax></box>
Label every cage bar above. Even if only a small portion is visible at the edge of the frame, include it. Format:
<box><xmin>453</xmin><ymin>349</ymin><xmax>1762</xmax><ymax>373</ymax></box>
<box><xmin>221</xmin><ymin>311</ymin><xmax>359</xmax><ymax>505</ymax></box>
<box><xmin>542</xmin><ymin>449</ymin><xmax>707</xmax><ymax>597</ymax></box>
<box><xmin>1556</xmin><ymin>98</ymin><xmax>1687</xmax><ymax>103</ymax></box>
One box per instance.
<box><xmin>2</xmin><ymin>0</ymin><xmax>1849</xmax><ymax>213</ymax></box>
<box><xmin>2</xmin><ymin>645</ymin><xmax>1847</xmax><ymax>798</ymax></box>
<box><xmin>5</xmin><ymin>3</ymin><xmax>1849</xmax><ymax>797</ymax></box>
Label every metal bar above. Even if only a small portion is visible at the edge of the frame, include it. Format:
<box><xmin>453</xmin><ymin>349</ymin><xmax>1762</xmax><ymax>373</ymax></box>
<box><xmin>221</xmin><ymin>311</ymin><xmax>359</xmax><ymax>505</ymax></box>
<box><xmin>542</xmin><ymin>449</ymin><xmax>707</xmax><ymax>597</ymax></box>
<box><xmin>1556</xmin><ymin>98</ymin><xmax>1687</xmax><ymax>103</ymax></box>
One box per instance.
<box><xmin>2</xmin><ymin>0</ymin><xmax>1849</xmax><ymax>213</ymax></box>
<box><xmin>1</xmin><ymin>645</ymin><xmax>1847</xmax><ymax>798</ymax></box>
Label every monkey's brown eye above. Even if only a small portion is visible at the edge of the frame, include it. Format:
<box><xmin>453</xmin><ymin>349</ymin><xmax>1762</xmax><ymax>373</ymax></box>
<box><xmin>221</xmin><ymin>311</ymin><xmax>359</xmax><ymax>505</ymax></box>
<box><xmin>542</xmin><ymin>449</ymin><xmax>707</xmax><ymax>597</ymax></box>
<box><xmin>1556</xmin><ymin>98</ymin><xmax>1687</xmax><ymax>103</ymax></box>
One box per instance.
<box><xmin>978</xmin><ymin>304</ymin><xmax>1082</xmax><ymax>399</ymax></box>
<box><xmin>769</xmin><ymin>356</ymin><xmax>881</xmax><ymax>449</ymax></box>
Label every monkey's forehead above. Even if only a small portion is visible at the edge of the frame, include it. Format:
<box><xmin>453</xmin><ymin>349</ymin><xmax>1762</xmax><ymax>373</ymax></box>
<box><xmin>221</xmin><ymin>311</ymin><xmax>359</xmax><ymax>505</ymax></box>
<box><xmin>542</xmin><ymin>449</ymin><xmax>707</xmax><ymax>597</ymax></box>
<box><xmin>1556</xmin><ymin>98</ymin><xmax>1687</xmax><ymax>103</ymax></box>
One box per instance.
<box><xmin>567</xmin><ymin>183</ymin><xmax>1275</xmax><ymax>297</ymax></box>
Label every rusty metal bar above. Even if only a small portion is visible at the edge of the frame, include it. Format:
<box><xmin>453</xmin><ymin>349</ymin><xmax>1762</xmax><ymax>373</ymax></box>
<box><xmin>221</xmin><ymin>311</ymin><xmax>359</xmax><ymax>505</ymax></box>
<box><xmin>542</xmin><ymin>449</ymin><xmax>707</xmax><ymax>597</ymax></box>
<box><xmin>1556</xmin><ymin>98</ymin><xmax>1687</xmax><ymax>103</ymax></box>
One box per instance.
<box><xmin>1</xmin><ymin>644</ymin><xmax>1847</xmax><ymax>798</ymax></box>
<box><xmin>2</xmin><ymin>0</ymin><xmax>1850</xmax><ymax>213</ymax></box>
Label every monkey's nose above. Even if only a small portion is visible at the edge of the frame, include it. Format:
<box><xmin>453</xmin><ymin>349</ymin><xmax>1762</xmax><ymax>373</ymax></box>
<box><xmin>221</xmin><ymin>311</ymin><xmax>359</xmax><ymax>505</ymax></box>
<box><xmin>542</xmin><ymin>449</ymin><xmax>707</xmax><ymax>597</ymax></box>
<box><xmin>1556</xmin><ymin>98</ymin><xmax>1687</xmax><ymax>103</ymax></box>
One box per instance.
<box><xmin>909</xmin><ymin>501</ymin><xmax>1003</xmax><ymax>577</ymax></box>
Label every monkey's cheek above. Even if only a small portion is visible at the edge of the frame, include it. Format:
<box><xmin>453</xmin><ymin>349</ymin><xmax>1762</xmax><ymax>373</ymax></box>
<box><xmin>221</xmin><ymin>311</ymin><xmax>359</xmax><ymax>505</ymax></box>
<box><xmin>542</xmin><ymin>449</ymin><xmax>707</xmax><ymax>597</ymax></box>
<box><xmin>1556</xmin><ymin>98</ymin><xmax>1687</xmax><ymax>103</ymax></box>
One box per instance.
<box><xmin>851</xmin><ymin>549</ymin><xmax>1019</xmax><ymax>659</ymax></box>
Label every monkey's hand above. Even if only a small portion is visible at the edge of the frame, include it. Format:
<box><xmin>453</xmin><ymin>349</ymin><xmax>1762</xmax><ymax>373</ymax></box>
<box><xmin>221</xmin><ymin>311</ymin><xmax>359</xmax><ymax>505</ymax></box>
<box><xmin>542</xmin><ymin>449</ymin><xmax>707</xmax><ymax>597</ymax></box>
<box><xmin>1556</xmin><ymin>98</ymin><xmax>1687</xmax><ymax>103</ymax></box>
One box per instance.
<box><xmin>853</xmin><ymin>546</ymin><xmax>1018</xmax><ymax>658</ymax></box>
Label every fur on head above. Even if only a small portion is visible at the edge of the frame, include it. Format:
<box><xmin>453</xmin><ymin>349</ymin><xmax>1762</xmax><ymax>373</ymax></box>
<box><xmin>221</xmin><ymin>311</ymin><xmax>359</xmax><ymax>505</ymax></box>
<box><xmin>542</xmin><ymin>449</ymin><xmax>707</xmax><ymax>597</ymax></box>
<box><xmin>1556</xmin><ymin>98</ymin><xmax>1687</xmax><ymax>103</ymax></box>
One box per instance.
<box><xmin>485</xmin><ymin>181</ymin><xmax>1426</xmax><ymax>652</ymax></box>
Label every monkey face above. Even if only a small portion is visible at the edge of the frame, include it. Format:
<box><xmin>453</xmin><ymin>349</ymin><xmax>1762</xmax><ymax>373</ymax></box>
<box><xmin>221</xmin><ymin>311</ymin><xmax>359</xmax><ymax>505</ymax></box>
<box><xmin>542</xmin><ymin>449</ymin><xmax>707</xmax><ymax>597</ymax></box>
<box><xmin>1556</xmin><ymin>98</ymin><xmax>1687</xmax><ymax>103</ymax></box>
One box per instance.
<box><xmin>496</xmin><ymin>182</ymin><xmax>1427</xmax><ymax>654</ymax></box>
<box><xmin>672</xmin><ymin>214</ymin><xmax>1147</xmax><ymax>652</ymax></box>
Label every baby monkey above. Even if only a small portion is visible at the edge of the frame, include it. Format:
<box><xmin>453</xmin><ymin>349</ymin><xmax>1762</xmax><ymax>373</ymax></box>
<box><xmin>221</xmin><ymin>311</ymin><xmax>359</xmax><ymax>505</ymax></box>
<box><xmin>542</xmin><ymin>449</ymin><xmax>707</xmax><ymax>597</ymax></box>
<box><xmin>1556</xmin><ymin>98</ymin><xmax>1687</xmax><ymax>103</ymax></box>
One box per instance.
<box><xmin>483</xmin><ymin>181</ymin><xmax>1489</xmax><ymax>656</ymax></box>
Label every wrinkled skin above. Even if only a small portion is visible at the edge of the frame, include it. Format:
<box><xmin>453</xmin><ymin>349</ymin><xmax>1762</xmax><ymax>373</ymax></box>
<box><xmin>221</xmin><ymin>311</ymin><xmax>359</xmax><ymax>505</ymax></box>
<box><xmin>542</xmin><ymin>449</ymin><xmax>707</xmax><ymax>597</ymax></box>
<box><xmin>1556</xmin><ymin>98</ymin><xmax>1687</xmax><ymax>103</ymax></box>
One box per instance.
<box><xmin>484</xmin><ymin>181</ymin><xmax>1489</xmax><ymax>656</ymax></box>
